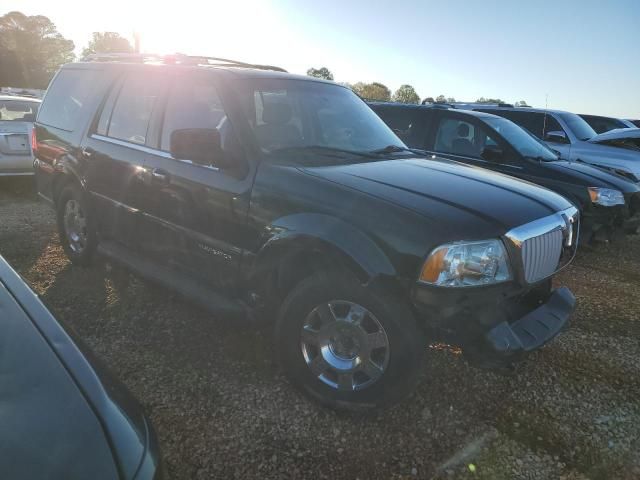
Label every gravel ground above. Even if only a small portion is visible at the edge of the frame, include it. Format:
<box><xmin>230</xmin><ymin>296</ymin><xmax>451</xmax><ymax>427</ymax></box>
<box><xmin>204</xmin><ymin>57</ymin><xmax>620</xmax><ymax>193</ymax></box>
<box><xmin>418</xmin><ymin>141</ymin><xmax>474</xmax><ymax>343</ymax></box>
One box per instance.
<box><xmin>1</xmin><ymin>177</ymin><xmax>639</xmax><ymax>480</ymax></box>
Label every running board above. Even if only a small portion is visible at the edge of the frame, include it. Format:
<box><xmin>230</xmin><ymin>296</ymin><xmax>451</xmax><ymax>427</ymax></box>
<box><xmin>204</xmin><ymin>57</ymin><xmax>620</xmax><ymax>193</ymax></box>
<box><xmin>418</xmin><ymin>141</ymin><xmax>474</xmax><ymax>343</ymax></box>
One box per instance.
<box><xmin>97</xmin><ymin>241</ymin><xmax>249</xmax><ymax>320</ymax></box>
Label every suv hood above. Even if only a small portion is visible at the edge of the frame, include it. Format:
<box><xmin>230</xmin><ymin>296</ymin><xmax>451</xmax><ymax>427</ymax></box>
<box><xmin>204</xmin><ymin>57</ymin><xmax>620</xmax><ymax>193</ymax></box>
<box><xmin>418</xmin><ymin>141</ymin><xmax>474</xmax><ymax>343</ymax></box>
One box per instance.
<box><xmin>301</xmin><ymin>157</ymin><xmax>572</xmax><ymax>237</ymax></box>
<box><xmin>548</xmin><ymin>160</ymin><xmax>640</xmax><ymax>193</ymax></box>
<box><xmin>589</xmin><ymin>128</ymin><xmax>640</xmax><ymax>143</ymax></box>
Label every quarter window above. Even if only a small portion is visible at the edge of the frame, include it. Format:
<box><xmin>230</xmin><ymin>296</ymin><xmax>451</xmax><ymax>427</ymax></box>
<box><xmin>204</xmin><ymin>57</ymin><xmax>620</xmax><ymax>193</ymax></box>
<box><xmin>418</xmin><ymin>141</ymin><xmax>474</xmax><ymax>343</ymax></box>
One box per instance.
<box><xmin>38</xmin><ymin>68</ymin><xmax>101</xmax><ymax>131</ymax></box>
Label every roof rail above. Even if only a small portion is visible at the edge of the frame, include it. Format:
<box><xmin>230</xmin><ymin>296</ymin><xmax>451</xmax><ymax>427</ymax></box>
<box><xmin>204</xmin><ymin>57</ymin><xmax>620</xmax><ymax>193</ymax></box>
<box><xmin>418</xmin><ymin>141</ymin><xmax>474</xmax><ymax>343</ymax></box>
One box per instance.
<box><xmin>81</xmin><ymin>53</ymin><xmax>287</xmax><ymax>72</ymax></box>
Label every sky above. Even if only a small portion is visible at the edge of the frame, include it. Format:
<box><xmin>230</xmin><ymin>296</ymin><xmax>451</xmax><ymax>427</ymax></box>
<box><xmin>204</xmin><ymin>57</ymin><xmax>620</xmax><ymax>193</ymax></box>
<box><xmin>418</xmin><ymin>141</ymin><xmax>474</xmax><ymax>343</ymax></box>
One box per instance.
<box><xmin>9</xmin><ymin>0</ymin><xmax>640</xmax><ymax>118</ymax></box>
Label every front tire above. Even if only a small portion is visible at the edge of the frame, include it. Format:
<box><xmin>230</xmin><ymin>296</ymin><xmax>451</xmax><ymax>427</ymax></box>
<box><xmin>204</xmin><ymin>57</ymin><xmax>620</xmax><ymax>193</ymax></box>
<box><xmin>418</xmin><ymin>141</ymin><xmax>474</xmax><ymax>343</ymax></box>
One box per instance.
<box><xmin>56</xmin><ymin>183</ymin><xmax>97</xmax><ymax>266</ymax></box>
<box><xmin>275</xmin><ymin>272</ymin><xmax>425</xmax><ymax>411</ymax></box>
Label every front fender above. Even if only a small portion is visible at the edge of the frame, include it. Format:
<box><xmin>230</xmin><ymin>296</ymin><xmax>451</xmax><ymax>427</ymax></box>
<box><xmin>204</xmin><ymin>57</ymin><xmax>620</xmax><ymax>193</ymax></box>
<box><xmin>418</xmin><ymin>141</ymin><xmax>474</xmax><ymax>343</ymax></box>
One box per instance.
<box><xmin>250</xmin><ymin>213</ymin><xmax>396</xmax><ymax>285</ymax></box>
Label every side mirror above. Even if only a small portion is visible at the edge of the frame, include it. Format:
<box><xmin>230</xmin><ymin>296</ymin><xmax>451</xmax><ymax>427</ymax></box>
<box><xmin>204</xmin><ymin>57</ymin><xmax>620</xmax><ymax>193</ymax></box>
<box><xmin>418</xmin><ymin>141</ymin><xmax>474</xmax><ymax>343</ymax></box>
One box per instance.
<box><xmin>481</xmin><ymin>144</ymin><xmax>503</xmax><ymax>162</ymax></box>
<box><xmin>170</xmin><ymin>128</ymin><xmax>232</xmax><ymax>168</ymax></box>
<box><xmin>545</xmin><ymin>130</ymin><xmax>568</xmax><ymax>144</ymax></box>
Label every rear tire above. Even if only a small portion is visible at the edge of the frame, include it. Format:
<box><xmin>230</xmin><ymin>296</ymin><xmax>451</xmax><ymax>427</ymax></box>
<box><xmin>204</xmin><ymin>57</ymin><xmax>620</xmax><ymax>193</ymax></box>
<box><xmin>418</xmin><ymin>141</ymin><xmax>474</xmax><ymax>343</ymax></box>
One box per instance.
<box><xmin>56</xmin><ymin>183</ymin><xmax>97</xmax><ymax>266</ymax></box>
<box><xmin>275</xmin><ymin>271</ymin><xmax>425</xmax><ymax>411</ymax></box>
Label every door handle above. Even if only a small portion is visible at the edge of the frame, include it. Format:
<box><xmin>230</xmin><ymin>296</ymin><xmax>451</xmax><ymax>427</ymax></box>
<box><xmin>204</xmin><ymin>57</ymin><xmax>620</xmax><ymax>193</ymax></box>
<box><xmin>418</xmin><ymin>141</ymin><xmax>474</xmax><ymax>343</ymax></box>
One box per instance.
<box><xmin>151</xmin><ymin>169</ymin><xmax>170</xmax><ymax>184</ymax></box>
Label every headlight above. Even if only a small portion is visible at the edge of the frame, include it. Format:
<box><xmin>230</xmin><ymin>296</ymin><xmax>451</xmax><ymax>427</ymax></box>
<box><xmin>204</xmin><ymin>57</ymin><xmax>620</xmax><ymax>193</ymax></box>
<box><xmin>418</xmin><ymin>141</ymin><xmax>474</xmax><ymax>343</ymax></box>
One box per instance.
<box><xmin>588</xmin><ymin>187</ymin><xmax>625</xmax><ymax>206</ymax></box>
<box><xmin>419</xmin><ymin>239</ymin><xmax>511</xmax><ymax>287</ymax></box>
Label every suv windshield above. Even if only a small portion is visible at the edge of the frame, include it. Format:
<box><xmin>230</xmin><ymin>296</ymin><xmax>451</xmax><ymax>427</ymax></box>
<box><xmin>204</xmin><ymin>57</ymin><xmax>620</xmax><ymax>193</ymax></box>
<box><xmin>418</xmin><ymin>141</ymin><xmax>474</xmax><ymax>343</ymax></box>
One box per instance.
<box><xmin>483</xmin><ymin>115</ymin><xmax>558</xmax><ymax>161</ymax></box>
<box><xmin>236</xmin><ymin>79</ymin><xmax>405</xmax><ymax>160</ymax></box>
<box><xmin>0</xmin><ymin>100</ymin><xmax>39</xmax><ymax>122</ymax></box>
<box><xmin>558</xmin><ymin>112</ymin><xmax>596</xmax><ymax>141</ymax></box>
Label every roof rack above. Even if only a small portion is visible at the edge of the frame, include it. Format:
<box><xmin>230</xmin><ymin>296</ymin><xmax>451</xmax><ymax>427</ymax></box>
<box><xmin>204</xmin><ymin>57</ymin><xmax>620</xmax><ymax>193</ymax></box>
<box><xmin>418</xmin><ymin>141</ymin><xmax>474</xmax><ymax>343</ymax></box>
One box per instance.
<box><xmin>81</xmin><ymin>53</ymin><xmax>287</xmax><ymax>73</ymax></box>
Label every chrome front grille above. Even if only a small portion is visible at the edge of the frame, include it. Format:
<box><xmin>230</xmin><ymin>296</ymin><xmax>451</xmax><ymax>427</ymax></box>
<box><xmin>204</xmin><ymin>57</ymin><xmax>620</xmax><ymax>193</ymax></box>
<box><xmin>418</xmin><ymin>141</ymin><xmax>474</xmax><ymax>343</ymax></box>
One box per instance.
<box><xmin>505</xmin><ymin>206</ymin><xmax>579</xmax><ymax>284</ymax></box>
<box><xmin>521</xmin><ymin>228</ymin><xmax>563</xmax><ymax>283</ymax></box>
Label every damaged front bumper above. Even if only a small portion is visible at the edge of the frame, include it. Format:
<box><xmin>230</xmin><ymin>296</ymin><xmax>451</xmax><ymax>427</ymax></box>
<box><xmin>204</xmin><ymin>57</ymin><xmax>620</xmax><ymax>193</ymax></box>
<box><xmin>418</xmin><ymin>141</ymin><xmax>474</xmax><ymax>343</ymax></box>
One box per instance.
<box><xmin>482</xmin><ymin>286</ymin><xmax>575</xmax><ymax>366</ymax></box>
<box><xmin>412</xmin><ymin>281</ymin><xmax>576</xmax><ymax>369</ymax></box>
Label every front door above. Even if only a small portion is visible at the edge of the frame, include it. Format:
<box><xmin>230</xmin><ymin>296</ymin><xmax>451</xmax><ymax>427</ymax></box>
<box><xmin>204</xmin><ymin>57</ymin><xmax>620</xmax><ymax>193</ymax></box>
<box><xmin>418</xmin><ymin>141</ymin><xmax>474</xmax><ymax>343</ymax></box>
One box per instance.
<box><xmin>136</xmin><ymin>72</ymin><xmax>254</xmax><ymax>290</ymax></box>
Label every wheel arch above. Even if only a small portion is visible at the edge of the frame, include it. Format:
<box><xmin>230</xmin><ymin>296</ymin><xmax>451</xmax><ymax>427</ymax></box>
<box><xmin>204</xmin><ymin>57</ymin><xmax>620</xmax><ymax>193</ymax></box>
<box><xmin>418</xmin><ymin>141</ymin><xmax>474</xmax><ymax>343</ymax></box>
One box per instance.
<box><xmin>249</xmin><ymin>213</ymin><xmax>400</xmax><ymax>303</ymax></box>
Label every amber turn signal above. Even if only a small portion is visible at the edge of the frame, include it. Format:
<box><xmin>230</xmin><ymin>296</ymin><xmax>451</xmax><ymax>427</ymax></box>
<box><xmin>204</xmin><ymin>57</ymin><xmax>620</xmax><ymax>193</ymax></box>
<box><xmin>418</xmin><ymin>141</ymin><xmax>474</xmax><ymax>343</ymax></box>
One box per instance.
<box><xmin>419</xmin><ymin>247</ymin><xmax>448</xmax><ymax>283</ymax></box>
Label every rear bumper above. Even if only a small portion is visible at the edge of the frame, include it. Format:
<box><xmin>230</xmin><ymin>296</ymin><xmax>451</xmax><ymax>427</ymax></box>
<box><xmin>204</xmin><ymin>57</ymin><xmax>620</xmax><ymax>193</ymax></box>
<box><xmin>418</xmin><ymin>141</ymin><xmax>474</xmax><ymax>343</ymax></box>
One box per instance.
<box><xmin>0</xmin><ymin>153</ymin><xmax>33</xmax><ymax>174</ymax></box>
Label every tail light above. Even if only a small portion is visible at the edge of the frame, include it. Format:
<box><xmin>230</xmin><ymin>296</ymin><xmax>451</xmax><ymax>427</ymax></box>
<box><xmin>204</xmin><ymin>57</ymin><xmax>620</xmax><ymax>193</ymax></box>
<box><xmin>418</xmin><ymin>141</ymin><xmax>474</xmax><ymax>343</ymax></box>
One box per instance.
<box><xmin>31</xmin><ymin>127</ymin><xmax>37</xmax><ymax>154</ymax></box>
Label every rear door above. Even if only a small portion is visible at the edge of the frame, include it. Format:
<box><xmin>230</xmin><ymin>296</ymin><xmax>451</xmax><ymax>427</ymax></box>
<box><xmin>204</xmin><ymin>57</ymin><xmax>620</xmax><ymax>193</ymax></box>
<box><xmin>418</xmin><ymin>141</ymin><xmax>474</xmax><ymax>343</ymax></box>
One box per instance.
<box><xmin>81</xmin><ymin>69</ymin><xmax>167</xmax><ymax>248</ymax></box>
<box><xmin>135</xmin><ymin>71</ymin><xmax>253</xmax><ymax>289</ymax></box>
<box><xmin>426</xmin><ymin>111</ymin><xmax>525</xmax><ymax>175</ymax></box>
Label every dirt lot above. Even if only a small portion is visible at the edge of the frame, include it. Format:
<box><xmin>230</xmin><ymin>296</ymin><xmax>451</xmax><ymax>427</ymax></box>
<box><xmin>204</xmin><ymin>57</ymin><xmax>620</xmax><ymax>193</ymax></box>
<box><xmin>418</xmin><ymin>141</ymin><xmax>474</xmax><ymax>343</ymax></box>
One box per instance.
<box><xmin>1</xmin><ymin>177</ymin><xmax>639</xmax><ymax>480</ymax></box>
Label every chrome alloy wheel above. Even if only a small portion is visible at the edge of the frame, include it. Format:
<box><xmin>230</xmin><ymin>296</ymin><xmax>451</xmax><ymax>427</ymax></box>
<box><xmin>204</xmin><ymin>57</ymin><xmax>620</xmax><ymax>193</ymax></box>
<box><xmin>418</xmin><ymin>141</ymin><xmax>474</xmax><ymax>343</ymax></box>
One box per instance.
<box><xmin>63</xmin><ymin>199</ymin><xmax>88</xmax><ymax>254</ymax></box>
<box><xmin>300</xmin><ymin>300</ymin><xmax>390</xmax><ymax>391</ymax></box>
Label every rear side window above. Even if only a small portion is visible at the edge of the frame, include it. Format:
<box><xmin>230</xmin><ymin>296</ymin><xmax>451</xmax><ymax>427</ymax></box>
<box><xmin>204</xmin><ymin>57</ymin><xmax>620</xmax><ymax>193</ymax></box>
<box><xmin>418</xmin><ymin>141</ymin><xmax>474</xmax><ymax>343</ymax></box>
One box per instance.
<box><xmin>105</xmin><ymin>74</ymin><xmax>164</xmax><ymax>145</ymax></box>
<box><xmin>38</xmin><ymin>68</ymin><xmax>100</xmax><ymax>131</ymax></box>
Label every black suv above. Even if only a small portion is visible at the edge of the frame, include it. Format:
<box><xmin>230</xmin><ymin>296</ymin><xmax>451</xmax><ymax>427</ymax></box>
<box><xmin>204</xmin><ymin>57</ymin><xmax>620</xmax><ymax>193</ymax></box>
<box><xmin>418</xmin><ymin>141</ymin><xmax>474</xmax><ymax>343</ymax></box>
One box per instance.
<box><xmin>370</xmin><ymin>103</ymin><xmax>640</xmax><ymax>242</ymax></box>
<box><xmin>35</xmin><ymin>55</ymin><xmax>578</xmax><ymax>410</ymax></box>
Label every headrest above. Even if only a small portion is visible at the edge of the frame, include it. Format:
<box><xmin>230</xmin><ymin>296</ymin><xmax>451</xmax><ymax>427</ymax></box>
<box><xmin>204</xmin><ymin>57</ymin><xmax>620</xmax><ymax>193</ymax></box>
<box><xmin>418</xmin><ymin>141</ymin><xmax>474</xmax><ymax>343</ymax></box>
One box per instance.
<box><xmin>457</xmin><ymin>123</ymin><xmax>470</xmax><ymax>137</ymax></box>
<box><xmin>262</xmin><ymin>102</ymin><xmax>292</xmax><ymax>125</ymax></box>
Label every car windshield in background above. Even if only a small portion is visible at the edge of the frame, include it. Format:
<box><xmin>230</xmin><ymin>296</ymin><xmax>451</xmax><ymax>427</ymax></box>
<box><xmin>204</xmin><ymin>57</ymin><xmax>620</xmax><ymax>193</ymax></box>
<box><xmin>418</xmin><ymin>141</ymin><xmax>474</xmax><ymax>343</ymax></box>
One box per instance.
<box><xmin>483</xmin><ymin>116</ymin><xmax>558</xmax><ymax>161</ymax></box>
<box><xmin>236</xmin><ymin>79</ymin><xmax>405</xmax><ymax>161</ymax></box>
<box><xmin>0</xmin><ymin>100</ymin><xmax>39</xmax><ymax>122</ymax></box>
<box><xmin>559</xmin><ymin>112</ymin><xmax>597</xmax><ymax>141</ymax></box>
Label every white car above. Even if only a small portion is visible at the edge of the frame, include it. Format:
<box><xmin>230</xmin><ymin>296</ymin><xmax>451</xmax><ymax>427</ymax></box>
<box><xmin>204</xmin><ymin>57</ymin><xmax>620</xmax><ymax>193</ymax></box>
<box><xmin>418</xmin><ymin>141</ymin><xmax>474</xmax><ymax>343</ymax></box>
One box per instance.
<box><xmin>0</xmin><ymin>95</ymin><xmax>41</xmax><ymax>176</ymax></box>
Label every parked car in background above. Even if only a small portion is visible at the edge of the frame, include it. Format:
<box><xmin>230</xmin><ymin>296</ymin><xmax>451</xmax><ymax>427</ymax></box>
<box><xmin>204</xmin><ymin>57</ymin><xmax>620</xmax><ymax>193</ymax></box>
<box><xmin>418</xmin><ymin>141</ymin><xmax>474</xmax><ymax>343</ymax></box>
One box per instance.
<box><xmin>0</xmin><ymin>255</ymin><xmax>161</xmax><ymax>479</ymax></box>
<box><xmin>0</xmin><ymin>95</ymin><xmax>40</xmax><ymax>176</ymax></box>
<box><xmin>34</xmin><ymin>55</ymin><xmax>578</xmax><ymax>410</ymax></box>
<box><xmin>370</xmin><ymin>103</ymin><xmax>640</xmax><ymax>240</ymax></box>
<box><xmin>460</xmin><ymin>105</ymin><xmax>640</xmax><ymax>183</ymax></box>
<box><xmin>579</xmin><ymin>114</ymin><xmax>636</xmax><ymax>134</ymax></box>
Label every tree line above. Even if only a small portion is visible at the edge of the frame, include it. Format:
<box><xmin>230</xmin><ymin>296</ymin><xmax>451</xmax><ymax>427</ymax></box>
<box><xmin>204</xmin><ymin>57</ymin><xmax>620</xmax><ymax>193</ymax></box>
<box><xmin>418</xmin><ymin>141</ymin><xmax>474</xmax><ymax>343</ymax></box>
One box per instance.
<box><xmin>0</xmin><ymin>11</ymin><xmax>133</xmax><ymax>88</ymax></box>
<box><xmin>307</xmin><ymin>67</ymin><xmax>528</xmax><ymax>106</ymax></box>
<box><xmin>0</xmin><ymin>10</ymin><xmax>529</xmax><ymax>107</ymax></box>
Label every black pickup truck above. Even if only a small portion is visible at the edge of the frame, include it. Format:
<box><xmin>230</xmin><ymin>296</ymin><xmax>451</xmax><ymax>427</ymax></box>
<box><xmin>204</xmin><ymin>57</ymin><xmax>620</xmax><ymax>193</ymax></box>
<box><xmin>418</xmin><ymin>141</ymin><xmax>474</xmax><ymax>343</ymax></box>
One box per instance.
<box><xmin>370</xmin><ymin>102</ymin><xmax>640</xmax><ymax>242</ymax></box>
<box><xmin>34</xmin><ymin>55</ymin><xmax>577</xmax><ymax>409</ymax></box>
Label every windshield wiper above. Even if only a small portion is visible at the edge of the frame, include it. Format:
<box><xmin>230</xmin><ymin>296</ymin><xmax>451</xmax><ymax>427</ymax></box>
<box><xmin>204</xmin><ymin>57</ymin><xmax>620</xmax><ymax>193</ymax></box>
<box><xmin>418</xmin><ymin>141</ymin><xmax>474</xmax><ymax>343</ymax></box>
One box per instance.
<box><xmin>369</xmin><ymin>145</ymin><xmax>427</xmax><ymax>155</ymax></box>
<box><xmin>270</xmin><ymin>145</ymin><xmax>378</xmax><ymax>159</ymax></box>
<box><xmin>524</xmin><ymin>154</ymin><xmax>558</xmax><ymax>163</ymax></box>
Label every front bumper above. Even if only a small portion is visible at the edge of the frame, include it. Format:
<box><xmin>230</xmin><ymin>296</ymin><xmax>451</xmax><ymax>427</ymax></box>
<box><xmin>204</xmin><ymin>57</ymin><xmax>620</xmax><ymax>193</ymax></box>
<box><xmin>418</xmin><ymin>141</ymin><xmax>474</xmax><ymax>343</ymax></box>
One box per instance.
<box><xmin>481</xmin><ymin>286</ymin><xmax>575</xmax><ymax>365</ymax></box>
<box><xmin>412</xmin><ymin>283</ymin><xmax>576</xmax><ymax>368</ymax></box>
<box><xmin>580</xmin><ymin>204</ymin><xmax>626</xmax><ymax>243</ymax></box>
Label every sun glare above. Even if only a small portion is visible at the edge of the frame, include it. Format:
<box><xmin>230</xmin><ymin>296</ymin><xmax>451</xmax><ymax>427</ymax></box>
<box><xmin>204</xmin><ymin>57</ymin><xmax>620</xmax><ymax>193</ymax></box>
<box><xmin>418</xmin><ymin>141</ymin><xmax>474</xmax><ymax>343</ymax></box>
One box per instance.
<box><xmin>128</xmin><ymin>0</ymin><xmax>284</xmax><ymax>63</ymax></box>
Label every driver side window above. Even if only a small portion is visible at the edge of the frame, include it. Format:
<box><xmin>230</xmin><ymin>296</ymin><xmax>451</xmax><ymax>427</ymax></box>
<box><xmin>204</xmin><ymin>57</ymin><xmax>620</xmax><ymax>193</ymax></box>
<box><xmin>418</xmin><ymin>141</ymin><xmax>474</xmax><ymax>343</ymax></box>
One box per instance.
<box><xmin>433</xmin><ymin>117</ymin><xmax>499</xmax><ymax>160</ymax></box>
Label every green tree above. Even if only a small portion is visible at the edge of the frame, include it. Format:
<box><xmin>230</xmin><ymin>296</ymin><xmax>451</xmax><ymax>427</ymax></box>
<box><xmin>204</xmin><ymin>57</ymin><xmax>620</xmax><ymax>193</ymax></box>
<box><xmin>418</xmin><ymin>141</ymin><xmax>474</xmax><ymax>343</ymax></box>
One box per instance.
<box><xmin>435</xmin><ymin>94</ymin><xmax>447</xmax><ymax>103</ymax></box>
<box><xmin>306</xmin><ymin>67</ymin><xmax>334</xmax><ymax>81</ymax></box>
<box><xmin>82</xmin><ymin>32</ymin><xmax>133</xmax><ymax>58</ymax></box>
<box><xmin>514</xmin><ymin>100</ymin><xmax>529</xmax><ymax>107</ymax></box>
<box><xmin>476</xmin><ymin>97</ymin><xmax>504</xmax><ymax>104</ymax></box>
<box><xmin>351</xmin><ymin>82</ymin><xmax>391</xmax><ymax>101</ymax></box>
<box><xmin>392</xmin><ymin>84</ymin><xmax>420</xmax><ymax>104</ymax></box>
<box><xmin>0</xmin><ymin>11</ymin><xmax>74</xmax><ymax>88</ymax></box>
<box><xmin>423</xmin><ymin>96</ymin><xmax>435</xmax><ymax>103</ymax></box>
